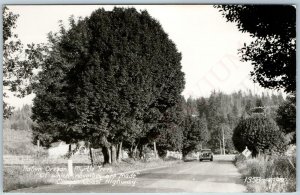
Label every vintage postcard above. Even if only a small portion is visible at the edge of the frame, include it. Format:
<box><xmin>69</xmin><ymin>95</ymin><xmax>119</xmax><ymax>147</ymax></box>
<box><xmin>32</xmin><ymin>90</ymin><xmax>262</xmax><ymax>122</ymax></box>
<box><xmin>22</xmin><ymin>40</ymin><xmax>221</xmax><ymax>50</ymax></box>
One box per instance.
<box><xmin>2</xmin><ymin>4</ymin><xmax>296</xmax><ymax>193</ymax></box>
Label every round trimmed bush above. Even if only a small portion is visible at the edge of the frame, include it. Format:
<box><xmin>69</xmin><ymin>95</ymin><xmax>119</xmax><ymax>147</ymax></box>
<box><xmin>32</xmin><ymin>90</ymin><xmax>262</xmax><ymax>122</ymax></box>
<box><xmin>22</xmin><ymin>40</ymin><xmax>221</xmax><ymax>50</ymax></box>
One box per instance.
<box><xmin>233</xmin><ymin>114</ymin><xmax>285</xmax><ymax>156</ymax></box>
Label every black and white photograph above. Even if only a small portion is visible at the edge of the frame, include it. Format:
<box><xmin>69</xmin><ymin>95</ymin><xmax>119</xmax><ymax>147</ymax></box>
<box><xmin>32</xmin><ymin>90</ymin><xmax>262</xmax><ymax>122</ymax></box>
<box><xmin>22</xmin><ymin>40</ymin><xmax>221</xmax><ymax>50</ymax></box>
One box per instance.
<box><xmin>2</xmin><ymin>4</ymin><xmax>296</xmax><ymax>193</ymax></box>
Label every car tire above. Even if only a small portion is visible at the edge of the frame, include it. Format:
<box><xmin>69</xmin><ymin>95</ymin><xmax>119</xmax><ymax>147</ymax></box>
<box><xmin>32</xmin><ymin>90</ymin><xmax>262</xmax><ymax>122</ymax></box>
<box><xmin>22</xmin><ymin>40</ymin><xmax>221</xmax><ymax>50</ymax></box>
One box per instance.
<box><xmin>210</xmin><ymin>158</ymin><xmax>213</xmax><ymax>161</ymax></box>
<box><xmin>200</xmin><ymin>159</ymin><xmax>203</xmax><ymax>161</ymax></box>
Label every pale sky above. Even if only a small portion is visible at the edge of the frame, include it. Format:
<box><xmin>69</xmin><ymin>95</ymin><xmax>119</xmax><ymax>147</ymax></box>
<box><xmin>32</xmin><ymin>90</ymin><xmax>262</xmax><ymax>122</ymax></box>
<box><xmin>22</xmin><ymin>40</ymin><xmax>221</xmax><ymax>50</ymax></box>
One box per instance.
<box><xmin>5</xmin><ymin>5</ymin><xmax>279</xmax><ymax>108</ymax></box>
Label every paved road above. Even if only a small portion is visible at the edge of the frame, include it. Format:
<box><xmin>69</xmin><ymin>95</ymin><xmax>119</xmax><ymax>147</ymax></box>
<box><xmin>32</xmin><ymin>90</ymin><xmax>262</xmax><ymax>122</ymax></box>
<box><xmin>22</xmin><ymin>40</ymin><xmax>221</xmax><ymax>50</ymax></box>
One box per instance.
<box><xmin>10</xmin><ymin>155</ymin><xmax>246</xmax><ymax>193</ymax></box>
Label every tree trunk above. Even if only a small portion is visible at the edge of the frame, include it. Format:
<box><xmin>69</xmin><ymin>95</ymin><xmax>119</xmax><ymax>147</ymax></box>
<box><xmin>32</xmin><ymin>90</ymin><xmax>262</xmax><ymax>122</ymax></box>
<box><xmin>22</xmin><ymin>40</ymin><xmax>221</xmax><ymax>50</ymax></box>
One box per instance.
<box><xmin>129</xmin><ymin>145</ymin><xmax>133</xmax><ymax>158</ymax></box>
<box><xmin>133</xmin><ymin>145</ymin><xmax>138</xmax><ymax>160</ymax></box>
<box><xmin>111</xmin><ymin>144</ymin><xmax>117</xmax><ymax>164</ymax></box>
<box><xmin>117</xmin><ymin>141</ymin><xmax>123</xmax><ymax>162</ymax></box>
<box><xmin>108</xmin><ymin>148</ymin><xmax>112</xmax><ymax>164</ymax></box>
<box><xmin>153</xmin><ymin>141</ymin><xmax>158</xmax><ymax>159</ymax></box>
<box><xmin>222</xmin><ymin>126</ymin><xmax>226</xmax><ymax>155</ymax></box>
<box><xmin>182</xmin><ymin>151</ymin><xmax>187</xmax><ymax>160</ymax></box>
<box><xmin>69</xmin><ymin>144</ymin><xmax>72</xmax><ymax>154</ymax></box>
<box><xmin>68</xmin><ymin>144</ymin><xmax>73</xmax><ymax>176</ymax></box>
<box><xmin>102</xmin><ymin>146</ymin><xmax>111</xmax><ymax>164</ymax></box>
<box><xmin>139</xmin><ymin>145</ymin><xmax>144</xmax><ymax>159</ymax></box>
<box><xmin>89</xmin><ymin>146</ymin><xmax>94</xmax><ymax>166</ymax></box>
<box><xmin>219</xmin><ymin>140</ymin><xmax>222</xmax><ymax>155</ymax></box>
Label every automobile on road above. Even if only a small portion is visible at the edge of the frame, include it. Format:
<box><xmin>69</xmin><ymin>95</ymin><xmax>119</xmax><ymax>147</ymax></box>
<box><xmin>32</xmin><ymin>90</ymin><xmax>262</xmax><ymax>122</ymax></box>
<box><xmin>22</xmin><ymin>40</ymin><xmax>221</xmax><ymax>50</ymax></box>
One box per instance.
<box><xmin>199</xmin><ymin>149</ymin><xmax>213</xmax><ymax>161</ymax></box>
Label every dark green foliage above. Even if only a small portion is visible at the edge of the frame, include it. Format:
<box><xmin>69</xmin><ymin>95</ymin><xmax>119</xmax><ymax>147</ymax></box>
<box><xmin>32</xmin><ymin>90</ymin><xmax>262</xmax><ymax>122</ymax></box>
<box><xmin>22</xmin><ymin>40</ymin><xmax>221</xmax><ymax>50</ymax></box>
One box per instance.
<box><xmin>3</xmin><ymin>6</ymin><xmax>20</xmax><ymax>118</ymax></box>
<box><xmin>255</xmin><ymin>98</ymin><xmax>263</xmax><ymax>107</ymax></box>
<box><xmin>3</xmin><ymin>101</ymin><xmax>13</xmax><ymax>119</ymax></box>
<box><xmin>205</xmin><ymin>92</ymin><xmax>233</xmax><ymax>153</ymax></box>
<box><xmin>32</xmin><ymin>8</ymin><xmax>185</xmax><ymax>156</ymax></box>
<box><xmin>3</xmin><ymin>6</ymin><xmax>45</xmax><ymax>118</ymax></box>
<box><xmin>232</xmin><ymin>102</ymin><xmax>239</xmax><ymax>117</ymax></box>
<box><xmin>196</xmin><ymin>97</ymin><xmax>208</xmax><ymax>118</ymax></box>
<box><xmin>155</xmin><ymin>97</ymin><xmax>185</xmax><ymax>156</ymax></box>
<box><xmin>276</xmin><ymin>95</ymin><xmax>296</xmax><ymax>143</ymax></box>
<box><xmin>182</xmin><ymin>116</ymin><xmax>206</xmax><ymax>157</ymax></box>
<box><xmin>215</xmin><ymin>5</ymin><xmax>295</xmax><ymax>38</ymax></box>
<box><xmin>156</xmin><ymin>125</ymin><xmax>183</xmax><ymax>157</ymax></box>
<box><xmin>186</xmin><ymin>97</ymin><xmax>198</xmax><ymax>116</ymax></box>
<box><xmin>233</xmin><ymin>114</ymin><xmax>286</xmax><ymax>156</ymax></box>
<box><xmin>3</xmin><ymin>6</ymin><xmax>44</xmax><ymax>96</ymax></box>
<box><xmin>216</xmin><ymin>5</ymin><xmax>296</xmax><ymax>93</ymax></box>
<box><xmin>199</xmin><ymin>115</ymin><xmax>209</xmax><ymax>145</ymax></box>
<box><xmin>3</xmin><ymin>6</ymin><xmax>19</xmax><ymax>42</ymax></box>
<box><xmin>244</xmin><ymin>100</ymin><xmax>252</xmax><ymax>114</ymax></box>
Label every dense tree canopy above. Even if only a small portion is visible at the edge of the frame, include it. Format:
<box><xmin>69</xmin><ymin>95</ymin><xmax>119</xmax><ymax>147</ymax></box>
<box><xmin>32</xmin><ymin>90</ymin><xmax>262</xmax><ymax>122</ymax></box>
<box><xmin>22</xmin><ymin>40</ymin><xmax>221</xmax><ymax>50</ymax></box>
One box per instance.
<box><xmin>233</xmin><ymin>114</ymin><xmax>286</xmax><ymax>156</ymax></box>
<box><xmin>32</xmin><ymin>7</ymin><xmax>185</xmax><ymax>163</ymax></box>
<box><xmin>182</xmin><ymin>116</ymin><xmax>205</xmax><ymax>157</ymax></box>
<box><xmin>215</xmin><ymin>5</ymin><xmax>296</xmax><ymax>93</ymax></box>
<box><xmin>276</xmin><ymin>95</ymin><xmax>296</xmax><ymax>144</ymax></box>
<box><xmin>155</xmin><ymin>97</ymin><xmax>185</xmax><ymax>156</ymax></box>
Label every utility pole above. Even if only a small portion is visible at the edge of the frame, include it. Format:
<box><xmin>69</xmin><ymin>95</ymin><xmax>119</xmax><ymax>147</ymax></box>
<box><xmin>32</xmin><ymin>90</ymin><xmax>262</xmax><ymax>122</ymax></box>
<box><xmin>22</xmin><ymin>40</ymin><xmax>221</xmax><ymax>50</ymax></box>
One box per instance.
<box><xmin>37</xmin><ymin>140</ymin><xmax>40</xmax><ymax>158</ymax></box>
<box><xmin>222</xmin><ymin>126</ymin><xmax>225</xmax><ymax>155</ymax></box>
<box><xmin>68</xmin><ymin>144</ymin><xmax>74</xmax><ymax>176</ymax></box>
<box><xmin>219</xmin><ymin>140</ymin><xmax>222</xmax><ymax>155</ymax></box>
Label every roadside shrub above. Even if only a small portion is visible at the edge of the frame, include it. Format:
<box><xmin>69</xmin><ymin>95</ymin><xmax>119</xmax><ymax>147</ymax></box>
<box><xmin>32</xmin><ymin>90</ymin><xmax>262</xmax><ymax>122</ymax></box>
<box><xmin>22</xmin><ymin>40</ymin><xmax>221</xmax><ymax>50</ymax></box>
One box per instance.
<box><xmin>235</xmin><ymin>154</ymin><xmax>296</xmax><ymax>192</ymax></box>
<box><xmin>234</xmin><ymin>154</ymin><xmax>246</xmax><ymax>165</ymax></box>
<box><xmin>233</xmin><ymin>114</ymin><xmax>286</xmax><ymax>156</ymax></box>
<box><xmin>3</xmin><ymin>166</ymin><xmax>54</xmax><ymax>192</ymax></box>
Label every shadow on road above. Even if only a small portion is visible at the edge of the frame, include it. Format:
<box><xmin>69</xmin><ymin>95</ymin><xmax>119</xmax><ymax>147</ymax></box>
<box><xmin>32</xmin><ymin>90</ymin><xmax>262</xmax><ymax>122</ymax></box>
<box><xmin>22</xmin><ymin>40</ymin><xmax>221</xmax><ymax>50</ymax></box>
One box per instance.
<box><xmin>138</xmin><ymin>172</ymin><xmax>242</xmax><ymax>184</ymax></box>
<box><xmin>183</xmin><ymin>159</ymin><xmax>198</xmax><ymax>162</ymax></box>
<box><xmin>214</xmin><ymin>160</ymin><xmax>234</xmax><ymax>164</ymax></box>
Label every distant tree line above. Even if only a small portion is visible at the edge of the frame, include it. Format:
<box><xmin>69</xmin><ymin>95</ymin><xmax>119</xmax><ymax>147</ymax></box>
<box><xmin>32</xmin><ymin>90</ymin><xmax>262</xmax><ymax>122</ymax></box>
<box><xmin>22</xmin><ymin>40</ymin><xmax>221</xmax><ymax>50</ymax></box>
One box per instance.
<box><xmin>3</xmin><ymin>104</ymin><xmax>33</xmax><ymax>131</ymax></box>
<box><xmin>181</xmin><ymin>90</ymin><xmax>287</xmax><ymax>154</ymax></box>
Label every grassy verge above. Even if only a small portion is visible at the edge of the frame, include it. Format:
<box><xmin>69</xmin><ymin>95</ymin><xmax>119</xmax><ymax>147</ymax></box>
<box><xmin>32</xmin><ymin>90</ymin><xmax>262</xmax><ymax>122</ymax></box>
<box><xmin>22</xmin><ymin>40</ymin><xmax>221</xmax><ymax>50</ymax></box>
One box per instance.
<box><xmin>3</xmin><ymin>165</ymin><xmax>54</xmax><ymax>192</ymax></box>
<box><xmin>234</xmin><ymin>154</ymin><xmax>296</xmax><ymax>192</ymax></box>
<box><xmin>3</xmin><ymin>158</ymin><xmax>181</xmax><ymax>192</ymax></box>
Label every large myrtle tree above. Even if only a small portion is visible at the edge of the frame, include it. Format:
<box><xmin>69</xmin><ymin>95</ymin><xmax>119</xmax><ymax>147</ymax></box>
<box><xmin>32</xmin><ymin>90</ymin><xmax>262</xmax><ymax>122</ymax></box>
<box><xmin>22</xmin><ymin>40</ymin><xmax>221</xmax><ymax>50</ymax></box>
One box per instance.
<box><xmin>32</xmin><ymin>7</ymin><xmax>185</xmax><ymax>164</ymax></box>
